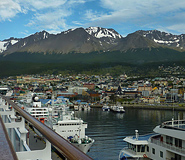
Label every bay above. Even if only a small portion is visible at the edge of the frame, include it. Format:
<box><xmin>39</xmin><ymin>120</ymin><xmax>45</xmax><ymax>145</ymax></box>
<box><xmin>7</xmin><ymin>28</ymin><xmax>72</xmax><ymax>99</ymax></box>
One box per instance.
<box><xmin>75</xmin><ymin>108</ymin><xmax>185</xmax><ymax>160</ymax></box>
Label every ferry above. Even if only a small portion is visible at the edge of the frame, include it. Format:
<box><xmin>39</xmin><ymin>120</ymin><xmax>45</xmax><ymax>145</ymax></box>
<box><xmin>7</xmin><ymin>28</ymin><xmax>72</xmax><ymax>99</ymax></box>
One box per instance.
<box><xmin>119</xmin><ymin>118</ymin><xmax>185</xmax><ymax>160</ymax></box>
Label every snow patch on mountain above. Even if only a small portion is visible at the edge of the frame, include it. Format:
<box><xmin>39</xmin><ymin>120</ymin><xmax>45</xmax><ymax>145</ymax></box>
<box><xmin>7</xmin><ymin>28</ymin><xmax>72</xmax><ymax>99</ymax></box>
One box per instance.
<box><xmin>43</xmin><ymin>32</ymin><xmax>48</xmax><ymax>39</ymax></box>
<box><xmin>0</xmin><ymin>39</ymin><xmax>19</xmax><ymax>53</ymax></box>
<box><xmin>85</xmin><ymin>27</ymin><xmax>122</xmax><ymax>39</ymax></box>
<box><xmin>137</xmin><ymin>30</ymin><xmax>185</xmax><ymax>49</ymax></box>
<box><xmin>22</xmin><ymin>41</ymin><xmax>27</xmax><ymax>47</ymax></box>
<box><xmin>154</xmin><ymin>39</ymin><xmax>180</xmax><ymax>44</ymax></box>
<box><xmin>64</xmin><ymin>28</ymin><xmax>76</xmax><ymax>34</ymax></box>
<box><xmin>0</xmin><ymin>41</ymin><xmax>7</xmax><ymax>53</ymax></box>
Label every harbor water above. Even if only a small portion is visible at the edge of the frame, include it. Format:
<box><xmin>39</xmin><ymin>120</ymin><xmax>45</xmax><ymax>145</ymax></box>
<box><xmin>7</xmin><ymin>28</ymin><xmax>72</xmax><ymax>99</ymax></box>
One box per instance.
<box><xmin>75</xmin><ymin>108</ymin><xmax>185</xmax><ymax>160</ymax></box>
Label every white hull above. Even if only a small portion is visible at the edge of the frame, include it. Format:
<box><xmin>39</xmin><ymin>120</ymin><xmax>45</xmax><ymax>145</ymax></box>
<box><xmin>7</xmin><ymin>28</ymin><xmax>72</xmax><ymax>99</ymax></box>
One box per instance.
<box><xmin>102</xmin><ymin>105</ymin><xmax>110</xmax><ymax>111</ymax></box>
<box><xmin>34</xmin><ymin>126</ymin><xmax>94</xmax><ymax>154</ymax></box>
<box><xmin>72</xmin><ymin>140</ymin><xmax>94</xmax><ymax>153</ymax></box>
<box><xmin>120</xmin><ymin>119</ymin><xmax>185</xmax><ymax>160</ymax></box>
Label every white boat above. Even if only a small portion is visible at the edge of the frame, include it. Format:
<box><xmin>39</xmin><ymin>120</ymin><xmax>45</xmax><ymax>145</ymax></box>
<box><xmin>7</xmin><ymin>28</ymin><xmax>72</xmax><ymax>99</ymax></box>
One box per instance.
<box><xmin>45</xmin><ymin>110</ymin><xmax>94</xmax><ymax>153</ymax></box>
<box><xmin>110</xmin><ymin>103</ymin><xmax>125</xmax><ymax>113</ymax></box>
<box><xmin>73</xmin><ymin>104</ymin><xmax>79</xmax><ymax>111</ymax></box>
<box><xmin>74</xmin><ymin>102</ymin><xmax>91</xmax><ymax>111</ymax></box>
<box><xmin>81</xmin><ymin>104</ymin><xmax>91</xmax><ymax>111</ymax></box>
<box><xmin>20</xmin><ymin>95</ymin><xmax>49</xmax><ymax>122</ymax></box>
<box><xmin>19</xmin><ymin>95</ymin><xmax>94</xmax><ymax>153</ymax></box>
<box><xmin>119</xmin><ymin>118</ymin><xmax>185</xmax><ymax>160</ymax></box>
<box><xmin>102</xmin><ymin>105</ymin><xmax>110</xmax><ymax>111</ymax></box>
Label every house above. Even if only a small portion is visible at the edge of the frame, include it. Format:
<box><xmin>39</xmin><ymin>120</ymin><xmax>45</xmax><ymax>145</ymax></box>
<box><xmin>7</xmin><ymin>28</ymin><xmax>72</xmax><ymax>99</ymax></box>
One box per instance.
<box><xmin>56</xmin><ymin>91</ymin><xmax>77</xmax><ymax>98</ymax></box>
<box><xmin>68</xmin><ymin>86</ymin><xmax>88</xmax><ymax>95</ymax></box>
<box><xmin>82</xmin><ymin>90</ymin><xmax>99</xmax><ymax>98</ymax></box>
<box><xmin>138</xmin><ymin>84</ymin><xmax>152</xmax><ymax>95</ymax></box>
<box><xmin>83</xmin><ymin>83</ymin><xmax>95</xmax><ymax>90</ymax></box>
<box><xmin>141</xmin><ymin>96</ymin><xmax>160</xmax><ymax>103</ymax></box>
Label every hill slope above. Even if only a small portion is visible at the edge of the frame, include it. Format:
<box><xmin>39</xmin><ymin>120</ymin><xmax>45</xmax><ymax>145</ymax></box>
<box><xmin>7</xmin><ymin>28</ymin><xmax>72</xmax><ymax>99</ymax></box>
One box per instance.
<box><xmin>1</xmin><ymin>27</ymin><xmax>185</xmax><ymax>77</ymax></box>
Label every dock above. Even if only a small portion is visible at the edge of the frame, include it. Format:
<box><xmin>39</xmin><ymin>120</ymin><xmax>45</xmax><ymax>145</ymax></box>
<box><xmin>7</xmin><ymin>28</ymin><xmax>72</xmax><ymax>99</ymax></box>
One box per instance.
<box><xmin>90</xmin><ymin>103</ymin><xmax>185</xmax><ymax>111</ymax></box>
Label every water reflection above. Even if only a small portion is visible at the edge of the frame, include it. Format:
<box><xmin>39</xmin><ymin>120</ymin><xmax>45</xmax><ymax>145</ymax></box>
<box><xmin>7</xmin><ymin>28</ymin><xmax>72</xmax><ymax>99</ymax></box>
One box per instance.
<box><xmin>116</xmin><ymin>113</ymin><xmax>125</xmax><ymax>119</ymax></box>
<box><xmin>75</xmin><ymin>108</ymin><xmax>185</xmax><ymax>160</ymax></box>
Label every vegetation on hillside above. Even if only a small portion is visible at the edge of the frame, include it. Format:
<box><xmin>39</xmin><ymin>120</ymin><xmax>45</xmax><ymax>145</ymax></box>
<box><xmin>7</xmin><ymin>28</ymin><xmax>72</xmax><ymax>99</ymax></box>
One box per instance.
<box><xmin>1</xmin><ymin>47</ymin><xmax>185</xmax><ymax>77</ymax></box>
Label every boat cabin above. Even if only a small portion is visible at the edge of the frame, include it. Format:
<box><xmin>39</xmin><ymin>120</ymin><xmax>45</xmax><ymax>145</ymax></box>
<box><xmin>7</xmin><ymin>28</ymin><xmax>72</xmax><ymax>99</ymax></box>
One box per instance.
<box><xmin>119</xmin><ymin>130</ymin><xmax>154</xmax><ymax>159</ymax></box>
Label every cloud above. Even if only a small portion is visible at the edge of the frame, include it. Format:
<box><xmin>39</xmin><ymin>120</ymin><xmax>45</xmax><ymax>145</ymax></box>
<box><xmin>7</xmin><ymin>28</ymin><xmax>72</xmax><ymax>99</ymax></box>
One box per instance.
<box><xmin>22</xmin><ymin>0</ymin><xmax>67</xmax><ymax>10</ymax></box>
<box><xmin>0</xmin><ymin>0</ymin><xmax>22</xmax><ymax>21</ymax></box>
<box><xmin>16</xmin><ymin>0</ymin><xmax>86</xmax><ymax>33</ymax></box>
<box><xmin>100</xmin><ymin>0</ymin><xmax>185</xmax><ymax>14</ymax></box>
<box><xmin>2</xmin><ymin>0</ymin><xmax>185</xmax><ymax>37</ymax></box>
<box><xmin>83</xmin><ymin>0</ymin><xmax>185</xmax><ymax>34</ymax></box>
<box><xmin>0</xmin><ymin>0</ymin><xmax>88</xmax><ymax>30</ymax></box>
<box><xmin>166</xmin><ymin>24</ymin><xmax>185</xmax><ymax>35</ymax></box>
<box><xmin>27</xmin><ymin>10</ymin><xmax>71</xmax><ymax>31</ymax></box>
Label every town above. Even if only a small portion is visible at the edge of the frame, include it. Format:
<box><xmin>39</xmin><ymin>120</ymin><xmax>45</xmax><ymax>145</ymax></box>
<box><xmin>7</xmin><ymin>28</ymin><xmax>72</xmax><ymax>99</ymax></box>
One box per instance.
<box><xmin>1</xmin><ymin>64</ymin><xmax>185</xmax><ymax>110</ymax></box>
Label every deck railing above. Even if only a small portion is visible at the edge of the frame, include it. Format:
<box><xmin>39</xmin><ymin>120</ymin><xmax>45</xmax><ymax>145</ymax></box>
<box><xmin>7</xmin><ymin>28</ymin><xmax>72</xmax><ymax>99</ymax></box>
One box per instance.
<box><xmin>161</xmin><ymin>119</ymin><xmax>185</xmax><ymax>130</ymax></box>
<box><xmin>0</xmin><ymin>115</ymin><xmax>18</xmax><ymax>160</ymax></box>
<box><xmin>0</xmin><ymin>94</ymin><xmax>93</xmax><ymax>160</ymax></box>
<box><xmin>150</xmin><ymin>137</ymin><xmax>185</xmax><ymax>154</ymax></box>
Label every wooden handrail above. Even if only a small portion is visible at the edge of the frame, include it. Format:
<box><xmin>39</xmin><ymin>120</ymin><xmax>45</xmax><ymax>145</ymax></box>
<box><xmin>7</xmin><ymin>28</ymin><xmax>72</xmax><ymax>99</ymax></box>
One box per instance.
<box><xmin>1</xmin><ymin>94</ymin><xmax>93</xmax><ymax>160</ymax></box>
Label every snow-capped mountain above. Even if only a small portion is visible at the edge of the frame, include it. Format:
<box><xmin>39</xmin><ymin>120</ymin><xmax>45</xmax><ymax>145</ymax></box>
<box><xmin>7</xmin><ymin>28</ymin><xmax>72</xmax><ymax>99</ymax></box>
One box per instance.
<box><xmin>137</xmin><ymin>30</ymin><xmax>185</xmax><ymax>49</ymax></box>
<box><xmin>0</xmin><ymin>38</ymin><xmax>19</xmax><ymax>53</ymax></box>
<box><xmin>1</xmin><ymin>27</ymin><xmax>185</xmax><ymax>55</ymax></box>
<box><xmin>1</xmin><ymin>27</ymin><xmax>124</xmax><ymax>54</ymax></box>
<box><xmin>85</xmin><ymin>27</ymin><xmax>122</xmax><ymax>39</ymax></box>
<box><xmin>1</xmin><ymin>30</ymin><xmax>54</xmax><ymax>54</ymax></box>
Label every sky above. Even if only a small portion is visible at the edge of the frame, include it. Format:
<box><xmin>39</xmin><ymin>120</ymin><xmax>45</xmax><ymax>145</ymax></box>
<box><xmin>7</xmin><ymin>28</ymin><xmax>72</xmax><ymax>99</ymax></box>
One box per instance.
<box><xmin>1</xmin><ymin>0</ymin><xmax>185</xmax><ymax>40</ymax></box>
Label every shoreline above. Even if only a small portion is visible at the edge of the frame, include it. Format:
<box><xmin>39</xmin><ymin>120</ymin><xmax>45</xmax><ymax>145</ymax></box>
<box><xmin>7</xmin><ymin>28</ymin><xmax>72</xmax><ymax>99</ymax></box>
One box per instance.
<box><xmin>90</xmin><ymin>104</ymin><xmax>185</xmax><ymax>111</ymax></box>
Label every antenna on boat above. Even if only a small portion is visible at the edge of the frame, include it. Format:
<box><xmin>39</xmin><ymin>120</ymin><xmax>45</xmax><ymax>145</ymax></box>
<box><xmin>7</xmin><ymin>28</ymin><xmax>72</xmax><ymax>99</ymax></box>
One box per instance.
<box><xmin>135</xmin><ymin>130</ymin><xmax>139</xmax><ymax>140</ymax></box>
<box><xmin>171</xmin><ymin>82</ymin><xmax>175</xmax><ymax>122</ymax></box>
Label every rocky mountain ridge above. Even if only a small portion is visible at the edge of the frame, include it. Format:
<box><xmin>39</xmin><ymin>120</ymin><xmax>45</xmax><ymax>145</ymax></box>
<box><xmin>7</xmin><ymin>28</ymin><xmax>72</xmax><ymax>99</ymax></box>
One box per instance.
<box><xmin>136</xmin><ymin>30</ymin><xmax>185</xmax><ymax>49</ymax></box>
<box><xmin>1</xmin><ymin>27</ymin><xmax>185</xmax><ymax>55</ymax></box>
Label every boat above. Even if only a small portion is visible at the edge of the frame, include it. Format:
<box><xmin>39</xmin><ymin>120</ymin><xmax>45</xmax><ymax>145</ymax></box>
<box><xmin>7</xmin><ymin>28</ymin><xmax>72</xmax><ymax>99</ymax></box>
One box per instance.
<box><xmin>102</xmin><ymin>105</ymin><xmax>110</xmax><ymax>111</ymax></box>
<box><xmin>73</xmin><ymin>104</ymin><xmax>79</xmax><ymax>111</ymax></box>
<box><xmin>81</xmin><ymin>104</ymin><xmax>91</xmax><ymax>111</ymax></box>
<box><xmin>119</xmin><ymin>118</ymin><xmax>185</xmax><ymax>160</ymax></box>
<box><xmin>45</xmin><ymin>109</ymin><xmax>95</xmax><ymax>153</ymax></box>
<box><xmin>110</xmin><ymin>103</ymin><xmax>125</xmax><ymax>113</ymax></box>
<box><xmin>74</xmin><ymin>100</ymin><xmax>91</xmax><ymax>111</ymax></box>
<box><xmin>19</xmin><ymin>94</ymin><xmax>50</xmax><ymax>121</ymax></box>
<box><xmin>19</xmin><ymin>95</ymin><xmax>94</xmax><ymax>153</ymax></box>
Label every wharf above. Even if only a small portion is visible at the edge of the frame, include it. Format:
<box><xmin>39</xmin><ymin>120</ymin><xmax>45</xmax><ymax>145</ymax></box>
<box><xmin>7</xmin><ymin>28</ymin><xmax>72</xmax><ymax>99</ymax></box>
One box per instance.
<box><xmin>90</xmin><ymin>105</ymin><xmax>103</xmax><ymax>108</ymax></box>
<box><xmin>123</xmin><ymin>103</ymin><xmax>185</xmax><ymax>111</ymax></box>
<box><xmin>90</xmin><ymin>104</ymin><xmax>185</xmax><ymax>111</ymax></box>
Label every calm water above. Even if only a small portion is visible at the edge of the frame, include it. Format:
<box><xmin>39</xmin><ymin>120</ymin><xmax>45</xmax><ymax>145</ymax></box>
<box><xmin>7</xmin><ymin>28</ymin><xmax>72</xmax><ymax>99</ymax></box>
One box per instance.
<box><xmin>75</xmin><ymin>108</ymin><xmax>185</xmax><ymax>160</ymax></box>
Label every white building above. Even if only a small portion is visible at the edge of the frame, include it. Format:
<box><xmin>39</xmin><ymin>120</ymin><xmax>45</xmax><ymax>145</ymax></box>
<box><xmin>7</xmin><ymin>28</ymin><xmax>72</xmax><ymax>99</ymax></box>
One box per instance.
<box><xmin>68</xmin><ymin>86</ymin><xmax>88</xmax><ymax>94</ymax></box>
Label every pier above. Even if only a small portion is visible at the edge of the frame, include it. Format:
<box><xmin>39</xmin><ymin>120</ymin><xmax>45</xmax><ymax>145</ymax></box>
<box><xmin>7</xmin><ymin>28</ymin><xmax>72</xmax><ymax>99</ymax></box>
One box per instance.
<box><xmin>90</xmin><ymin>103</ymin><xmax>185</xmax><ymax>111</ymax></box>
<box><xmin>0</xmin><ymin>94</ymin><xmax>93</xmax><ymax>160</ymax></box>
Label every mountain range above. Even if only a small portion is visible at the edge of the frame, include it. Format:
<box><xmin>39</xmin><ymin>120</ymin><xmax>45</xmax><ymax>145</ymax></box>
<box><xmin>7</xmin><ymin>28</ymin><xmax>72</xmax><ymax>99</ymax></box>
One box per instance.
<box><xmin>1</xmin><ymin>27</ymin><xmax>185</xmax><ymax>77</ymax></box>
<box><xmin>1</xmin><ymin>27</ymin><xmax>185</xmax><ymax>55</ymax></box>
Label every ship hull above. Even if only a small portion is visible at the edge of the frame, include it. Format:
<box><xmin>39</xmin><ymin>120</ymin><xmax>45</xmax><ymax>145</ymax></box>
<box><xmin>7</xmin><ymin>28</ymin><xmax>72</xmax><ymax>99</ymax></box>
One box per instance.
<box><xmin>72</xmin><ymin>140</ymin><xmax>94</xmax><ymax>153</ymax></box>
